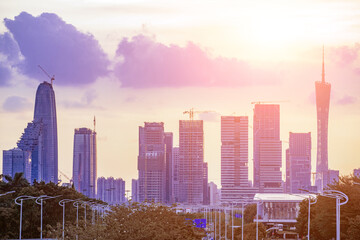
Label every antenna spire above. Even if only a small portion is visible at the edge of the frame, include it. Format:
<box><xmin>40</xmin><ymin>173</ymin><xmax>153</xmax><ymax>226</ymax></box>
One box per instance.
<box><xmin>93</xmin><ymin>116</ymin><xmax>96</xmax><ymax>132</ymax></box>
<box><xmin>322</xmin><ymin>45</ymin><xmax>325</xmax><ymax>83</ymax></box>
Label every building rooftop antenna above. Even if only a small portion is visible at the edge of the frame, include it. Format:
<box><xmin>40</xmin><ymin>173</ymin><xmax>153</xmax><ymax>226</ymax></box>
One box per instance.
<box><xmin>93</xmin><ymin>116</ymin><xmax>96</xmax><ymax>132</ymax></box>
<box><xmin>38</xmin><ymin>65</ymin><xmax>55</xmax><ymax>86</ymax></box>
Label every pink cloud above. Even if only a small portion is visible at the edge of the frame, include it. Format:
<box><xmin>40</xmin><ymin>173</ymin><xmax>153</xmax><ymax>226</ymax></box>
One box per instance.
<box><xmin>336</xmin><ymin>95</ymin><xmax>357</xmax><ymax>105</ymax></box>
<box><xmin>114</xmin><ymin>35</ymin><xmax>281</xmax><ymax>88</ymax></box>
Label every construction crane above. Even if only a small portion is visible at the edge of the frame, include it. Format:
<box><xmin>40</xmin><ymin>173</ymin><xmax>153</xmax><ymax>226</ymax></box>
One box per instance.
<box><xmin>59</xmin><ymin>170</ymin><xmax>73</xmax><ymax>184</ymax></box>
<box><xmin>183</xmin><ymin>108</ymin><xmax>215</xmax><ymax>120</ymax></box>
<box><xmin>38</xmin><ymin>65</ymin><xmax>55</xmax><ymax>86</ymax></box>
<box><xmin>251</xmin><ymin>100</ymin><xmax>289</xmax><ymax>105</ymax></box>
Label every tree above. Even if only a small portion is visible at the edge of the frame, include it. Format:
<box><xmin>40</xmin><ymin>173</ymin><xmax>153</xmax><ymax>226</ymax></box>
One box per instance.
<box><xmin>244</xmin><ymin>204</ymin><xmax>257</xmax><ymax>224</ymax></box>
<box><xmin>347</xmin><ymin>215</ymin><xmax>360</xmax><ymax>240</ymax></box>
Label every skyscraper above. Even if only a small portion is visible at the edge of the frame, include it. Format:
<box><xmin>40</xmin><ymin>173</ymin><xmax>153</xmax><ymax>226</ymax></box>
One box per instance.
<box><xmin>97</xmin><ymin>177</ymin><xmax>125</xmax><ymax>204</ymax></box>
<box><xmin>172</xmin><ymin>147</ymin><xmax>180</xmax><ymax>202</ymax></box>
<box><xmin>164</xmin><ymin>132</ymin><xmax>173</xmax><ymax>203</ymax></box>
<box><xmin>221</xmin><ymin>116</ymin><xmax>252</xmax><ymax>202</ymax></box>
<box><xmin>138</xmin><ymin>122</ymin><xmax>166</xmax><ymax>202</ymax></box>
<box><xmin>286</xmin><ymin>132</ymin><xmax>311</xmax><ymax>193</ymax></box>
<box><xmin>33</xmin><ymin>82</ymin><xmax>58</xmax><ymax>183</ymax></box>
<box><xmin>131</xmin><ymin>179</ymin><xmax>139</xmax><ymax>202</ymax></box>
<box><xmin>253</xmin><ymin>104</ymin><xmax>282</xmax><ymax>193</ymax></box>
<box><xmin>179</xmin><ymin>120</ymin><xmax>204</xmax><ymax>204</ymax></box>
<box><xmin>203</xmin><ymin>162</ymin><xmax>209</xmax><ymax>205</ymax></box>
<box><xmin>315</xmin><ymin>48</ymin><xmax>331</xmax><ymax>191</ymax></box>
<box><xmin>73</xmin><ymin>127</ymin><xmax>97</xmax><ymax>198</ymax></box>
<box><xmin>2</xmin><ymin>148</ymin><xmax>31</xmax><ymax>182</ymax></box>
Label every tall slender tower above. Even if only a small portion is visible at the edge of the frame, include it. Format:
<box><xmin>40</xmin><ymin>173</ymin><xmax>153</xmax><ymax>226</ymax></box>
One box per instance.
<box><xmin>315</xmin><ymin>47</ymin><xmax>331</xmax><ymax>191</ymax></box>
<box><xmin>33</xmin><ymin>81</ymin><xmax>58</xmax><ymax>183</ymax></box>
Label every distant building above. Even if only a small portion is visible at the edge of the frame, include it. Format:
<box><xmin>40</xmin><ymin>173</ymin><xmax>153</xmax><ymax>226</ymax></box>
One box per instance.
<box><xmin>72</xmin><ymin>127</ymin><xmax>97</xmax><ymax>198</ymax></box>
<box><xmin>203</xmin><ymin>162</ymin><xmax>209</xmax><ymax>205</ymax></box>
<box><xmin>315</xmin><ymin>48</ymin><xmax>331</xmax><ymax>192</ymax></box>
<box><xmin>327</xmin><ymin>169</ymin><xmax>339</xmax><ymax>186</ymax></box>
<box><xmin>97</xmin><ymin>177</ymin><xmax>125</xmax><ymax>204</ymax></box>
<box><xmin>354</xmin><ymin>168</ymin><xmax>360</xmax><ymax>178</ymax></box>
<box><xmin>172</xmin><ymin>147</ymin><xmax>180</xmax><ymax>202</ymax></box>
<box><xmin>179</xmin><ymin>120</ymin><xmax>204</xmax><ymax>204</ymax></box>
<box><xmin>138</xmin><ymin>122</ymin><xmax>166</xmax><ymax>202</ymax></box>
<box><xmin>164</xmin><ymin>132</ymin><xmax>173</xmax><ymax>203</ymax></box>
<box><xmin>2</xmin><ymin>148</ymin><xmax>31</xmax><ymax>182</ymax></box>
<box><xmin>131</xmin><ymin>179</ymin><xmax>139</xmax><ymax>202</ymax></box>
<box><xmin>286</xmin><ymin>132</ymin><xmax>312</xmax><ymax>193</ymax></box>
<box><xmin>253</xmin><ymin>104</ymin><xmax>282</xmax><ymax>193</ymax></box>
<box><xmin>209</xmin><ymin>182</ymin><xmax>220</xmax><ymax>205</ymax></box>
<box><xmin>221</xmin><ymin>116</ymin><xmax>254</xmax><ymax>202</ymax></box>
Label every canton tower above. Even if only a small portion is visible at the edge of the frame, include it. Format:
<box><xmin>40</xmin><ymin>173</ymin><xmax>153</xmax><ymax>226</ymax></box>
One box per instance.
<box><xmin>33</xmin><ymin>81</ymin><xmax>58</xmax><ymax>183</ymax></box>
<box><xmin>315</xmin><ymin>47</ymin><xmax>331</xmax><ymax>191</ymax></box>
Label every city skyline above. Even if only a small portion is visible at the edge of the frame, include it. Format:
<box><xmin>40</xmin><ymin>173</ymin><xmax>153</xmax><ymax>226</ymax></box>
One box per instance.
<box><xmin>1</xmin><ymin>1</ymin><xmax>360</xmax><ymax>193</ymax></box>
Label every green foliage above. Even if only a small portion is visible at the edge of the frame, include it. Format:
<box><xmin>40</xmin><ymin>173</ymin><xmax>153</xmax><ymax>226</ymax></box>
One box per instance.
<box><xmin>347</xmin><ymin>215</ymin><xmax>360</xmax><ymax>240</ymax></box>
<box><xmin>296</xmin><ymin>175</ymin><xmax>360</xmax><ymax>239</ymax></box>
<box><xmin>244</xmin><ymin>203</ymin><xmax>257</xmax><ymax>224</ymax></box>
<box><xmin>49</xmin><ymin>201</ymin><xmax>206</xmax><ymax>240</ymax></box>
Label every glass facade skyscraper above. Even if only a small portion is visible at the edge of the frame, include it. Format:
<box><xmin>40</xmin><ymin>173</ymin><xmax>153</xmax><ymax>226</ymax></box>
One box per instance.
<box><xmin>2</xmin><ymin>148</ymin><xmax>31</xmax><ymax>182</ymax></box>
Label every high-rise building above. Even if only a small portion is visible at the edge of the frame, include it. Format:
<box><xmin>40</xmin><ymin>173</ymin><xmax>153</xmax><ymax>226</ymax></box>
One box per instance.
<box><xmin>179</xmin><ymin>120</ymin><xmax>204</xmax><ymax>204</ymax></box>
<box><xmin>354</xmin><ymin>168</ymin><xmax>360</xmax><ymax>178</ymax></box>
<box><xmin>97</xmin><ymin>177</ymin><xmax>125</xmax><ymax>204</ymax></box>
<box><xmin>286</xmin><ymin>132</ymin><xmax>312</xmax><ymax>193</ymax></box>
<box><xmin>33</xmin><ymin>82</ymin><xmax>58</xmax><ymax>183</ymax></box>
<box><xmin>73</xmin><ymin>127</ymin><xmax>97</xmax><ymax>198</ymax></box>
<box><xmin>203</xmin><ymin>162</ymin><xmax>209</xmax><ymax>205</ymax></box>
<box><xmin>131</xmin><ymin>179</ymin><xmax>139</xmax><ymax>202</ymax></box>
<box><xmin>17</xmin><ymin>120</ymin><xmax>43</xmax><ymax>183</ymax></box>
<box><xmin>172</xmin><ymin>147</ymin><xmax>180</xmax><ymax>202</ymax></box>
<box><xmin>209</xmin><ymin>182</ymin><xmax>220</xmax><ymax>206</ymax></box>
<box><xmin>138</xmin><ymin>122</ymin><xmax>166</xmax><ymax>202</ymax></box>
<box><xmin>221</xmin><ymin>116</ymin><xmax>253</xmax><ymax>202</ymax></box>
<box><xmin>164</xmin><ymin>132</ymin><xmax>173</xmax><ymax>203</ymax></box>
<box><xmin>2</xmin><ymin>148</ymin><xmax>31</xmax><ymax>182</ymax></box>
<box><xmin>315</xmin><ymin>48</ymin><xmax>331</xmax><ymax>191</ymax></box>
<box><xmin>327</xmin><ymin>169</ymin><xmax>339</xmax><ymax>186</ymax></box>
<box><xmin>253</xmin><ymin>104</ymin><xmax>282</xmax><ymax>193</ymax></box>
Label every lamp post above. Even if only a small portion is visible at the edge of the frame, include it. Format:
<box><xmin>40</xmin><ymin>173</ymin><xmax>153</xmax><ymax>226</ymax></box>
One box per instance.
<box><xmin>73</xmin><ymin>200</ymin><xmax>82</xmax><ymax>240</ymax></box>
<box><xmin>35</xmin><ymin>195</ymin><xmax>61</xmax><ymax>240</ymax></box>
<box><xmin>14</xmin><ymin>195</ymin><xmax>37</xmax><ymax>240</ymax></box>
<box><xmin>59</xmin><ymin>199</ymin><xmax>79</xmax><ymax>240</ymax></box>
<box><xmin>0</xmin><ymin>190</ymin><xmax>15</xmax><ymax>197</ymax></box>
<box><xmin>295</xmin><ymin>192</ymin><xmax>317</xmax><ymax>240</ymax></box>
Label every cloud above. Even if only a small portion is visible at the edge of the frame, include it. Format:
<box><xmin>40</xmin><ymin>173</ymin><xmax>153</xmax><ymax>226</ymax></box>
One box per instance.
<box><xmin>331</xmin><ymin>44</ymin><xmax>360</xmax><ymax>67</ymax></box>
<box><xmin>61</xmin><ymin>90</ymin><xmax>104</xmax><ymax>109</ymax></box>
<box><xmin>336</xmin><ymin>95</ymin><xmax>357</xmax><ymax>105</ymax></box>
<box><xmin>198</xmin><ymin>112</ymin><xmax>221</xmax><ymax>122</ymax></box>
<box><xmin>114</xmin><ymin>35</ymin><xmax>280</xmax><ymax>88</ymax></box>
<box><xmin>4</xmin><ymin>12</ymin><xmax>110</xmax><ymax>86</ymax></box>
<box><xmin>2</xmin><ymin>96</ymin><xmax>32</xmax><ymax>112</ymax></box>
<box><xmin>0</xmin><ymin>32</ymin><xmax>21</xmax><ymax>86</ymax></box>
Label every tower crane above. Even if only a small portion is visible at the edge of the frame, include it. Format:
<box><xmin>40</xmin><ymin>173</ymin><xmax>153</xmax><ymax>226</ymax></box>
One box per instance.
<box><xmin>38</xmin><ymin>65</ymin><xmax>55</xmax><ymax>86</ymax></box>
<box><xmin>183</xmin><ymin>108</ymin><xmax>215</xmax><ymax>120</ymax></box>
<box><xmin>58</xmin><ymin>170</ymin><xmax>73</xmax><ymax>184</ymax></box>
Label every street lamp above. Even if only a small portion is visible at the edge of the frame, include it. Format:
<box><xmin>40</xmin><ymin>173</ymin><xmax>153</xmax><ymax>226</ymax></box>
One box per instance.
<box><xmin>35</xmin><ymin>195</ymin><xmax>61</xmax><ymax>240</ymax></box>
<box><xmin>59</xmin><ymin>199</ymin><xmax>79</xmax><ymax>240</ymax></box>
<box><xmin>14</xmin><ymin>195</ymin><xmax>37</xmax><ymax>240</ymax></box>
<box><xmin>0</xmin><ymin>190</ymin><xmax>15</xmax><ymax>197</ymax></box>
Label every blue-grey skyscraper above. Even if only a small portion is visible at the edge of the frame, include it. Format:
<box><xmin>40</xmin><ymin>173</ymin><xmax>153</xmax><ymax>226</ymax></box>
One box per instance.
<box><xmin>2</xmin><ymin>148</ymin><xmax>31</xmax><ymax>182</ymax></box>
<box><xmin>33</xmin><ymin>82</ymin><xmax>58</xmax><ymax>183</ymax></box>
<box><xmin>97</xmin><ymin>177</ymin><xmax>125</xmax><ymax>204</ymax></box>
<box><xmin>286</xmin><ymin>132</ymin><xmax>311</xmax><ymax>193</ymax></box>
<box><xmin>73</xmin><ymin>127</ymin><xmax>97</xmax><ymax>198</ymax></box>
<box><xmin>315</xmin><ymin>48</ymin><xmax>331</xmax><ymax>191</ymax></box>
<box><xmin>164</xmin><ymin>132</ymin><xmax>173</xmax><ymax>203</ymax></box>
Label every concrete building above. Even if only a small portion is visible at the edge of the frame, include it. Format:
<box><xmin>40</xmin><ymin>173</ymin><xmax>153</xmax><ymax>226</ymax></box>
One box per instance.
<box><xmin>131</xmin><ymin>179</ymin><xmax>139</xmax><ymax>202</ymax></box>
<box><xmin>179</xmin><ymin>120</ymin><xmax>204</xmax><ymax>204</ymax></box>
<box><xmin>253</xmin><ymin>104</ymin><xmax>282</xmax><ymax>193</ymax></box>
<box><xmin>286</xmin><ymin>132</ymin><xmax>312</xmax><ymax>193</ymax></box>
<box><xmin>172</xmin><ymin>147</ymin><xmax>180</xmax><ymax>202</ymax></box>
<box><xmin>221</xmin><ymin>116</ymin><xmax>254</xmax><ymax>202</ymax></box>
<box><xmin>327</xmin><ymin>169</ymin><xmax>339</xmax><ymax>186</ymax></box>
<box><xmin>315</xmin><ymin>48</ymin><xmax>331</xmax><ymax>192</ymax></box>
<box><xmin>209</xmin><ymin>181</ymin><xmax>220</xmax><ymax>205</ymax></box>
<box><xmin>72</xmin><ymin>127</ymin><xmax>97</xmax><ymax>198</ymax></box>
<box><xmin>2</xmin><ymin>148</ymin><xmax>31</xmax><ymax>182</ymax></box>
<box><xmin>138</xmin><ymin>122</ymin><xmax>166</xmax><ymax>202</ymax></box>
<box><xmin>97</xmin><ymin>177</ymin><xmax>125</xmax><ymax>204</ymax></box>
<box><xmin>203</xmin><ymin>162</ymin><xmax>209</xmax><ymax>205</ymax></box>
<box><xmin>164</xmin><ymin>132</ymin><xmax>173</xmax><ymax>203</ymax></box>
